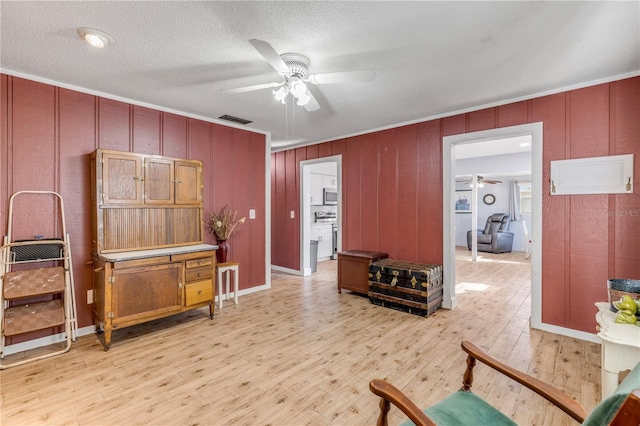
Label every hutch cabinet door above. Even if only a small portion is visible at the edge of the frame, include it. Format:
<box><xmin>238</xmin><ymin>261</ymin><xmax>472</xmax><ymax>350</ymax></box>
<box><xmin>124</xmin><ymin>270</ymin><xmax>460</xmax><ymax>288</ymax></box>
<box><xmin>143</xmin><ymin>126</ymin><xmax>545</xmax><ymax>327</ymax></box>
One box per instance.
<box><xmin>102</xmin><ymin>152</ymin><xmax>143</xmax><ymax>204</ymax></box>
<box><xmin>145</xmin><ymin>157</ymin><xmax>175</xmax><ymax>204</ymax></box>
<box><xmin>175</xmin><ymin>160</ymin><xmax>202</xmax><ymax>205</ymax></box>
<box><xmin>110</xmin><ymin>263</ymin><xmax>183</xmax><ymax>326</ymax></box>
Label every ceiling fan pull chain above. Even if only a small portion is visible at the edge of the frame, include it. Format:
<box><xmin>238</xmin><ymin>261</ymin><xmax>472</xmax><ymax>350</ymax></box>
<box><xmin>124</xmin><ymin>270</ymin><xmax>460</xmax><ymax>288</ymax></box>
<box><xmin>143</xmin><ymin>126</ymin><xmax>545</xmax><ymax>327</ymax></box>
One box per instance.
<box><xmin>292</xmin><ymin>97</ymin><xmax>295</xmax><ymax>140</ymax></box>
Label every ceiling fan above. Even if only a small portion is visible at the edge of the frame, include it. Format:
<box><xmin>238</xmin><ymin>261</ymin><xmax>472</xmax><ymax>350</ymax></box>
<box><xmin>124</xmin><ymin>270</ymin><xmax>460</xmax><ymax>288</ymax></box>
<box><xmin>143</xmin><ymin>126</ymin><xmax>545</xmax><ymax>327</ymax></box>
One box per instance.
<box><xmin>460</xmin><ymin>176</ymin><xmax>503</xmax><ymax>186</ymax></box>
<box><xmin>223</xmin><ymin>39</ymin><xmax>375</xmax><ymax>112</ymax></box>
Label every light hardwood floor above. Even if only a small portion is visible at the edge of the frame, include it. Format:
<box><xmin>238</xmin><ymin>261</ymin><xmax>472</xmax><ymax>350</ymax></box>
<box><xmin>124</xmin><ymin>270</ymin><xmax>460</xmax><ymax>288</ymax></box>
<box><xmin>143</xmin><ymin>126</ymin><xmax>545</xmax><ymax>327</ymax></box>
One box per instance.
<box><xmin>1</xmin><ymin>248</ymin><xmax>601</xmax><ymax>425</ymax></box>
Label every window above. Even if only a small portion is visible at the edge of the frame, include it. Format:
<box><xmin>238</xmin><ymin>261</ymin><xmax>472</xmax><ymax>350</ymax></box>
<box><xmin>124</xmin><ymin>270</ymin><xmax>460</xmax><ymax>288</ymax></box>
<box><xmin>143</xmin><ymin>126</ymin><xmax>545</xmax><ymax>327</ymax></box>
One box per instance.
<box><xmin>519</xmin><ymin>182</ymin><xmax>532</xmax><ymax>215</ymax></box>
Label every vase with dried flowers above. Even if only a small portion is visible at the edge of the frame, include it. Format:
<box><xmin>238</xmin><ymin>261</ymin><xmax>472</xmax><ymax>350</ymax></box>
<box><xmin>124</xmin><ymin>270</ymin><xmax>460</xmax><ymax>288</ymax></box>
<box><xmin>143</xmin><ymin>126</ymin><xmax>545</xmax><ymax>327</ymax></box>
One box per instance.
<box><xmin>206</xmin><ymin>205</ymin><xmax>246</xmax><ymax>264</ymax></box>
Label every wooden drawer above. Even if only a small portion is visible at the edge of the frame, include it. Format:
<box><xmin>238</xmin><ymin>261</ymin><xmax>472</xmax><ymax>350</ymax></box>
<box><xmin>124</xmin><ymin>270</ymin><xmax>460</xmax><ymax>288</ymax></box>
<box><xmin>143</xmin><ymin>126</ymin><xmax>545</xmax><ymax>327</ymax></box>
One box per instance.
<box><xmin>185</xmin><ymin>280</ymin><xmax>213</xmax><ymax>306</ymax></box>
<box><xmin>185</xmin><ymin>257</ymin><xmax>213</xmax><ymax>269</ymax></box>
<box><xmin>185</xmin><ymin>265</ymin><xmax>212</xmax><ymax>282</ymax></box>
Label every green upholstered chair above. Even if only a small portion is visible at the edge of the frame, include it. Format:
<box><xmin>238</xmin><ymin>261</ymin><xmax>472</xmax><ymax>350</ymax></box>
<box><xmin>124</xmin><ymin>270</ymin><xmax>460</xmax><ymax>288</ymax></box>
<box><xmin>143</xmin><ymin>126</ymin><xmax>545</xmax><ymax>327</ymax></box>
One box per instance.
<box><xmin>370</xmin><ymin>340</ymin><xmax>640</xmax><ymax>426</ymax></box>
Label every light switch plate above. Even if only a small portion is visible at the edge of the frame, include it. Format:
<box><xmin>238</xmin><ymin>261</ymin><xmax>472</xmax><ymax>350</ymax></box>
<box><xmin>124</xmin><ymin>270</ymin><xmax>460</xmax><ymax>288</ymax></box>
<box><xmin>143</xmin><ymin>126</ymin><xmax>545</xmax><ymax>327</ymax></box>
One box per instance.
<box><xmin>290</xmin><ymin>210</ymin><xmax>295</xmax><ymax>218</ymax></box>
<box><xmin>87</xmin><ymin>289</ymin><xmax>93</xmax><ymax>304</ymax></box>
<box><xmin>249</xmin><ymin>209</ymin><xmax>255</xmax><ymax>219</ymax></box>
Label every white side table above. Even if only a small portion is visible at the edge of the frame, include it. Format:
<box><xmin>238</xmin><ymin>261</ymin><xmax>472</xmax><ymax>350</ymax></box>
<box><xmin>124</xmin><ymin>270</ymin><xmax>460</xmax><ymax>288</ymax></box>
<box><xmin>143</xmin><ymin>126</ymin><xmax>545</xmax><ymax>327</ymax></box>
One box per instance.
<box><xmin>216</xmin><ymin>262</ymin><xmax>239</xmax><ymax>308</ymax></box>
<box><xmin>595</xmin><ymin>302</ymin><xmax>640</xmax><ymax>399</ymax></box>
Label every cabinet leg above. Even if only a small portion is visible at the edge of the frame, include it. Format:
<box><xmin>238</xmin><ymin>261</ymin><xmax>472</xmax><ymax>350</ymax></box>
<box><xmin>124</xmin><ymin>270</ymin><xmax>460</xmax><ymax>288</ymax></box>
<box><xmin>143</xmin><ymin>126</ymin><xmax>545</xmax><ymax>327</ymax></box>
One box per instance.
<box><xmin>601</xmin><ymin>368</ymin><xmax>619</xmax><ymax>400</ymax></box>
<box><xmin>103</xmin><ymin>330</ymin><xmax>112</xmax><ymax>351</ymax></box>
<box><xmin>209</xmin><ymin>303</ymin><xmax>214</xmax><ymax>319</ymax></box>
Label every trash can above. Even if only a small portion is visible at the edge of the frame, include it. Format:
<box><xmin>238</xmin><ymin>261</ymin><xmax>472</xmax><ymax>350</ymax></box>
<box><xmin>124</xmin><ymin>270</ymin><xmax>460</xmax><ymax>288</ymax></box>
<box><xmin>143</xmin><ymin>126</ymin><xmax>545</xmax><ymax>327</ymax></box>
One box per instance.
<box><xmin>310</xmin><ymin>240</ymin><xmax>319</xmax><ymax>272</ymax></box>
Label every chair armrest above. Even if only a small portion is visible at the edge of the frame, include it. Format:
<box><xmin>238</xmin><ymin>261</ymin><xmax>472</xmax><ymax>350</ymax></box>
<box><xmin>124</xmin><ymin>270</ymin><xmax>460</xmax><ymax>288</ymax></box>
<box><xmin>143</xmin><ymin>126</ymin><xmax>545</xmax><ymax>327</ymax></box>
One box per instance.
<box><xmin>369</xmin><ymin>379</ymin><xmax>437</xmax><ymax>426</ymax></box>
<box><xmin>461</xmin><ymin>341</ymin><xmax>588</xmax><ymax>423</ymax></box>
<box><xmin>611</xmin><ymin>388</ymin><xmax>640</xmax><ymax>425</ymax></box>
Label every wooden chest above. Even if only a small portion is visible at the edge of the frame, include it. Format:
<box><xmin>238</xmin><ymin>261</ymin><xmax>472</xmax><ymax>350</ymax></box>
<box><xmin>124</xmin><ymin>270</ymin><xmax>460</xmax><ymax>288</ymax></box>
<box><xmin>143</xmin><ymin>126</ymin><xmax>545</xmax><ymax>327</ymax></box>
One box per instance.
<box><xmin>337</xmin><ymin>250</ymin><xmax>388</xmax><ymax>294</ymax></box>
<box><xmin>368</xmin><ymin>259</ymin><xmax>443</xmax><ymax>317</ymax></box>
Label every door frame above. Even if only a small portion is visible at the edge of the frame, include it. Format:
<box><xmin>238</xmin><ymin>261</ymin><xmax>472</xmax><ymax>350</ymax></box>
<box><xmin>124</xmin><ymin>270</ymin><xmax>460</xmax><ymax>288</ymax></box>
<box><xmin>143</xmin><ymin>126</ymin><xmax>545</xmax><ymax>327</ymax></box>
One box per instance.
<box><xmin>300</xmin><ymin>155</ymin><xmax>342</xmax><ymax>275</ymax></box>
<box><xmin>442</xmin><ymin>122</ymin><xmax>543</xmax><ymax>329</ymax></box>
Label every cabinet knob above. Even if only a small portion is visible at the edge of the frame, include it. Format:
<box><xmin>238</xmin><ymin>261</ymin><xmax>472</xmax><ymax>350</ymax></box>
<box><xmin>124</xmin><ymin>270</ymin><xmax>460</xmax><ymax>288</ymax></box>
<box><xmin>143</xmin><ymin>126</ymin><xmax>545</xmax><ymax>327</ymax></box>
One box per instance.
<box><xmin>197</xmin><ymin>290</ymin><xmax>202</xmax><ymax>295</ymax></box>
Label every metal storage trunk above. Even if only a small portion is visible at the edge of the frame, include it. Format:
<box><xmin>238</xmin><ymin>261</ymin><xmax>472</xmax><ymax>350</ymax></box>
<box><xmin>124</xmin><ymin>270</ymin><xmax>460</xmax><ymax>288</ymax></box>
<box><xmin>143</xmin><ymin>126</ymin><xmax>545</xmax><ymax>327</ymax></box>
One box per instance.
<box><xmin>368</xmin><ymin>259</ymin><xmax>443</xmax><ymax>317</ymax></box>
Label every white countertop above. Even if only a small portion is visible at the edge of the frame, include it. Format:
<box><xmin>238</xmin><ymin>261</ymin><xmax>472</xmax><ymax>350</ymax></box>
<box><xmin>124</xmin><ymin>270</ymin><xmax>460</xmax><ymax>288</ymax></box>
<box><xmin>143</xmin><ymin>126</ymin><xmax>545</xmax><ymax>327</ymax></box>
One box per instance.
<box><xmin>97</xmin><ymin>244</ymin><xmax>218</xmax><ymax>262</ymax></box>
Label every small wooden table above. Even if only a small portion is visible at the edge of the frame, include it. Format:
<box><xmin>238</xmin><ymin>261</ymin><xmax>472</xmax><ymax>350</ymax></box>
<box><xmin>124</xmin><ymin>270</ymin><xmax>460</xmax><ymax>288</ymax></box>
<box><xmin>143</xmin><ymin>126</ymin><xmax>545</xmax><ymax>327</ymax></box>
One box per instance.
<box><xmin>216</xmin><ymin>262</ymin><xmax>239</xmax><ymax>308</ymax></box>
<box><xmin>595</xmin><ymin>302</ymin><xmax>640</xmax><ymax>399</ymax></box>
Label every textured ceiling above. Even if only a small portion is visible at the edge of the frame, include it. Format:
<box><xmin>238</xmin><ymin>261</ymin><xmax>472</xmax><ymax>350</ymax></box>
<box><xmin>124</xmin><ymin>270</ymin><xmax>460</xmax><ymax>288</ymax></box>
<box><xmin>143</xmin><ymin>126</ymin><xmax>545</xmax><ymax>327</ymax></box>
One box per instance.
<box><xmin>1</xmin><ymin>1</ymin><xmax>639</xmax><ymax>151</ymax></box>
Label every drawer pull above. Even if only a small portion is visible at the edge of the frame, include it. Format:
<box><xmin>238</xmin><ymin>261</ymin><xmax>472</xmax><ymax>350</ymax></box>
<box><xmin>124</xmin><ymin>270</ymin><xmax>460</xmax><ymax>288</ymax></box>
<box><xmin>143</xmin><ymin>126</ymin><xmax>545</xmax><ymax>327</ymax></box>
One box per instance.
<box><xmin>197</xmin><ymin>290</ymin><xmax>202</xmax><ymax>295</ymax></box>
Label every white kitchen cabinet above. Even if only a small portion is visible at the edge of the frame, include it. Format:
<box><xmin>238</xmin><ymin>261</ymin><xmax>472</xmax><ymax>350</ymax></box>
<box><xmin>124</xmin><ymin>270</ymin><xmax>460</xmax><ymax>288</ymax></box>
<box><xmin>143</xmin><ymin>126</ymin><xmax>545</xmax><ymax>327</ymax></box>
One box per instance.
<box><xmin>310</xmin><ymin>224</ymin><xmax>333</xmax><ymax>260</ymax></box>
<box><xmin>323</xmin><ymin>175</ymin><xmax>337</xmax><ymax>189</ymax></box>
<box><xmin>310</xmin><ymin>173</ymin><xmax>324</xmax><ymax>205</ymax></box>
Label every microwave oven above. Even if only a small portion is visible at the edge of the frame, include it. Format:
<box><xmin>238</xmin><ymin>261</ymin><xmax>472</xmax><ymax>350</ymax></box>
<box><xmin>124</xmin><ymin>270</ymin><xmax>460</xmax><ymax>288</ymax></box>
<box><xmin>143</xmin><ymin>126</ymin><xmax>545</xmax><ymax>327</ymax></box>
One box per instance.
<box><xmin>323</xmin><ymin>188</ymin><xmax>338</xmax><ymax>205</ymax></box>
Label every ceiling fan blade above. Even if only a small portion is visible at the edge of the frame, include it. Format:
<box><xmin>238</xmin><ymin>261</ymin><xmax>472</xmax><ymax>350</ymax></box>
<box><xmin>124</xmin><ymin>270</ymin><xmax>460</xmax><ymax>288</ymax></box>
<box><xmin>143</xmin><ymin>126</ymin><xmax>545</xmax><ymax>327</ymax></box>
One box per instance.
<box><xmin>222</xmin><ymin>81</ymin><xmax>283</xmax><ymax>94</ymax></box>
<box><xmin>484</xmin><ymin>180</ymin><xmax>503</xmax><ymax>184</ymax></box>
<box><xmin>308</xmin><ymin>70</ymin><xmax>375</xmax><ymax>85</ymax></box>
<box><xmin>303</xmin><ymin>91</ymin><xmax>321</xmax><ymax>112</ymax></box>
<box><xmin>249</xmin><ymin>39</ymin><xmax>290</xmax><ymax>74</ymax></box>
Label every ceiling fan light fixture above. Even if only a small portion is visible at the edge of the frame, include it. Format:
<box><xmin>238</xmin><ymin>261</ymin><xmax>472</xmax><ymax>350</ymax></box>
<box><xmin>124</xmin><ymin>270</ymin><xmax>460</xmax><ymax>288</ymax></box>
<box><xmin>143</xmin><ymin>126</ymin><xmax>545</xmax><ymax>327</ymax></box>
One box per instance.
<box><xmin>273</xmin><ymin>77</ymin><xmax>312</xmax><ymax>106</ymax></box>
<box><xmin>77</xmin><ymin>27</ymin><xmax>114</xmax><ymax>48</ymax></box>
<box><xmin>273</xmin><ymin>86</ymin><xmax>289</xmax><ymax>104</ymax></box>
<box><xmin>295</xmin><ymin>91</ymin><xmax>311</xmax><ymax>107</ymax></box>
<box><xmin>289</xmin><ymin>78</ymin><xmax>311</xmax><ymax>106</ymax></box>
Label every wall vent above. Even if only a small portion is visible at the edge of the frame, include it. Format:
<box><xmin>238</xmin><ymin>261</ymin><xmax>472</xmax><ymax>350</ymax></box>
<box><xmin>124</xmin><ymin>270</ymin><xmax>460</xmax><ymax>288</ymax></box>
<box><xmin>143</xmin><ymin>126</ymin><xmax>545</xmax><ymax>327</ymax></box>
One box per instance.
<box><xmin>218</xmin><ymin>114</ymin><xmax>252</xmax><ymax>125</ymax></box>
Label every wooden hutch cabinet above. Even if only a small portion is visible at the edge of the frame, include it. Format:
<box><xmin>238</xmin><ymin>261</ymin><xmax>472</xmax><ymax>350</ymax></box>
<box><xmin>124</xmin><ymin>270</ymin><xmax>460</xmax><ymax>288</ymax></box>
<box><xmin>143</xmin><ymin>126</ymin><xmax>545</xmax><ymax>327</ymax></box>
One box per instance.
<box><xmin>91</xmin><ymin>149</ymin><xmax>216</xmax><ymax>350</ymax></box>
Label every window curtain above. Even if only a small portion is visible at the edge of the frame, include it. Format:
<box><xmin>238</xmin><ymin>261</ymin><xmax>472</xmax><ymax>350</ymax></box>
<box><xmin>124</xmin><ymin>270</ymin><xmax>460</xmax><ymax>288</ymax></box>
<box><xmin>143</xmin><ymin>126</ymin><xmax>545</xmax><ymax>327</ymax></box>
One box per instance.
<box><xmin>509</xmin><ymin>180</ymin><xmax>521</xmax><ymax>221</ymax></box>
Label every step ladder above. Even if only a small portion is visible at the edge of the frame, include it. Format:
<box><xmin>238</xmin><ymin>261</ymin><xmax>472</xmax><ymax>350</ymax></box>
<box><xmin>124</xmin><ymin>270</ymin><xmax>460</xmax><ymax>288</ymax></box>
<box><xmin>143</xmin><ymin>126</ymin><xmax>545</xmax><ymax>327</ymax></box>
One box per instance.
<box><xmin>0</xmin><ymin>191</ymin><xmax>78</xmax><ymax>369</ymax></box>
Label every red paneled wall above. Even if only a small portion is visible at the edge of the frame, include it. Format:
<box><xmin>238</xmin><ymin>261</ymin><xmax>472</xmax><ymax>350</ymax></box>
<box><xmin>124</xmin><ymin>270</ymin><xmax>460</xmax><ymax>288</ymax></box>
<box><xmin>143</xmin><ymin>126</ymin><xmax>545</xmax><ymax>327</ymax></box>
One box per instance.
<box><xmin>0</xmin><ymin>74</ymin><xmax>267</xmax><ymax>342</ymax></box>
<box><xmin>271</xmin><ymin>76</ymin><xmax>640</xmax><ymax>334</ymax></box>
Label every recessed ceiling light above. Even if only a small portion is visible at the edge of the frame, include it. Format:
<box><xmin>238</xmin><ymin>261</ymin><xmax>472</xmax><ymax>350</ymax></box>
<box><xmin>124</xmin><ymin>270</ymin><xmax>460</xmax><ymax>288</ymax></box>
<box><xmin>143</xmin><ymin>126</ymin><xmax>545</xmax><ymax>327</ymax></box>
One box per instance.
<box><xmin>77</xmin><ymin>27</ymin><xmax>115</xmax><ymax>48</ymax></box>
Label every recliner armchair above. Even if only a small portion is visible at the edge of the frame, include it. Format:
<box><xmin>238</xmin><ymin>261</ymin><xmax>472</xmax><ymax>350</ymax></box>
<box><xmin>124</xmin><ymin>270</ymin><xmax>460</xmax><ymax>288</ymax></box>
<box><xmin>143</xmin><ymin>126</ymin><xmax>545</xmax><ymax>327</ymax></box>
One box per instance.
<box><xmin>467</xmin><ymin>213</ymin><xmax>514</xmax><ymax>253</ymax></box>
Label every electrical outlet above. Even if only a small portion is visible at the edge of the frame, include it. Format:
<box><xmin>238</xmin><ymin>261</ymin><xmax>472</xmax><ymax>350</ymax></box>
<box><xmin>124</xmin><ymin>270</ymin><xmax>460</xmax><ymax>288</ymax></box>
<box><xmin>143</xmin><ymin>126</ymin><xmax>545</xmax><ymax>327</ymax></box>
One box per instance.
<box><xmin>249</xmin><ymin>209</ymin><xmax>256</xmax><ymax>219</ymax></box>
<box><xmin>87</xmin><ymin>289</ymin><xmax>93</xmax><ymax>304</ymax></box>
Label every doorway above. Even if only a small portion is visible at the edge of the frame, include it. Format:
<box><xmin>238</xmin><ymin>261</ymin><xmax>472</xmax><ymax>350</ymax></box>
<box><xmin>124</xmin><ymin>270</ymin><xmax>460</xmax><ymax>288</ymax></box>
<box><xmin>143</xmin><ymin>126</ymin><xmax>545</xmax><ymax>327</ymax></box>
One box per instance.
<box><xmin>442</xmin><ymin>122</ymin><xmax>543</xmax><ymax>329</ymax></box>
<box><xmin>300</xmin><ymin>156</ymin><xmax>342</xmax><ymax>276</ymax></box>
